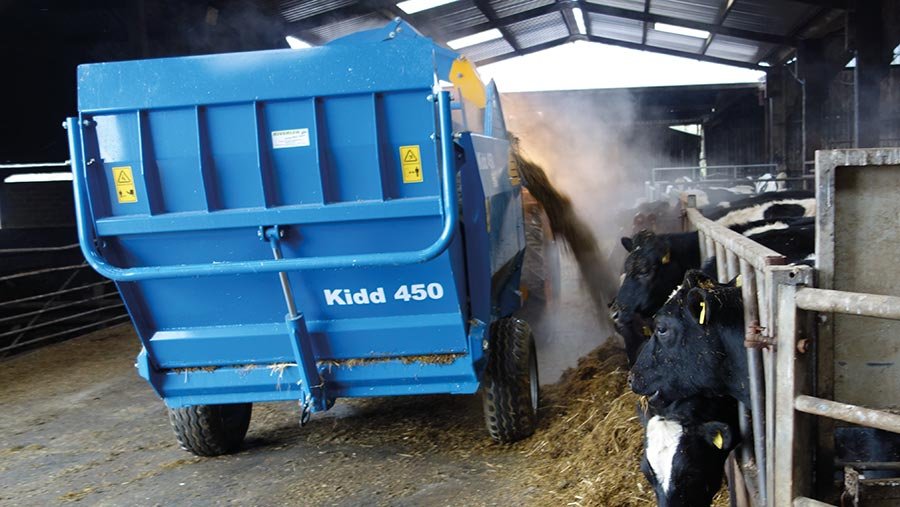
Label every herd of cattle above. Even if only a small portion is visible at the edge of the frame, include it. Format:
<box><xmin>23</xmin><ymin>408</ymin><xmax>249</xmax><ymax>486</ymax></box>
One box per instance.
<box><xmin>609</xmin><ymin>188</ymin><xmax>816</xmax><ymax>506</ymax></box>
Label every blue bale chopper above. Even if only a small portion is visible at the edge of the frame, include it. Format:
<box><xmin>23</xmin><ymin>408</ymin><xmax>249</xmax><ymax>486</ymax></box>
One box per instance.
<box><xmin>67</xmin><ymin>20</ymin><xmax>540</xmax><ymax>455</ymax></box>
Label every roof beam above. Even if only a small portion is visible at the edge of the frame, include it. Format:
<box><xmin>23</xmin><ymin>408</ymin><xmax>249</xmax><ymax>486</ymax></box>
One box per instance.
<box><xmin>473</xmin><ymin>0</ymin><xmax>522</xmax><ymax>55</ymax></box>
<box><xmin>475</xmin><ymin>36</ymin><xmax>572</xmax><ymax>65</ymax></box>
<box><xmin>473</xmin><ymin>33</ymin><xmax>767</xmax><ymax>70</ymax></box>
<box><xmin>581</xmin><ymin>2</ymin><xmax>796</xmax><ymax>46</ymax></box>
<box><xmin>586</xmin><ymin>34</ymin><xmax>766</xmax><ymax>70</ymax></box>
<box><xmin>701</xmin><ymin>0</ymin><xmax>737</xmax><ymax>56</ymax></box>
<box><xmin>444</xmin><ymin>1</ymin><xmax>796</xmax><ymax>48</ymax></box>
<box><xmin>641</xmin><ymin>0</ymin><xmax>651</xmax><ymax>45</ymax></box>
<box><xmin>451</xmin><ymin>2</ymin><xmax>559</xmax><ymax>39</ymax></box>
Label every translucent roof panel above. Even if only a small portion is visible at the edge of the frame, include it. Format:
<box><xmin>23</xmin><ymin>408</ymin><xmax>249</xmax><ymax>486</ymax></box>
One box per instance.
<box><xmin>588</xmin><ymin>13</ymin><xmax>644</xmax><ymax>44</ymax></box>
<box><xmin>706</xmin><ymin>34</ymin><xmax>775</xmax><ymax>63</ymax></box>
<box><xmin>646</xmin><ymin>28</ymin><xmax>706</xmax><ymax>54</ymax></box>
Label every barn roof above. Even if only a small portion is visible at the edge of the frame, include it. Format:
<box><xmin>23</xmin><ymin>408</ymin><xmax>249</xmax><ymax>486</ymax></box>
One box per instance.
<box><xmin>282</xmin><ymin>1</ymin><xmax>848</xmax><ymax>70</ymax></box>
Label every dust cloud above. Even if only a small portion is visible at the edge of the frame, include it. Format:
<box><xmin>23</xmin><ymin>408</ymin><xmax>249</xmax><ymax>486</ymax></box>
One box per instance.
<box><xmin>503</xmin><ymin>89</ymin><xmax>681</xmax><ymax>382</ymax></box>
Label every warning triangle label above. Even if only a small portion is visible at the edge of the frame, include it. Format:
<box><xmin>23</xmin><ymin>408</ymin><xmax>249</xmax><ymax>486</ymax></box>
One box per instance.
<box><xmin>116</xmin><ymin>171</ymin><xmax>132</xmax><ymax>183</ymax></box>
<box><xmin>403</xmin><ymin>150</ymin><xmax>418</xmax><ymax>163</ymax></box>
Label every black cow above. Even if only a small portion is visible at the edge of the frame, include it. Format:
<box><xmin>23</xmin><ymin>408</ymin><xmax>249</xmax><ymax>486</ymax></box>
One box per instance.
<box><xmin>612</xmin><ymin>219</ymin><xmax>814</xmax><ymax>365</ymax></box>
<box><xmin>615</xmin><ymin>229</ymin><xmax>700</xmax><ymax>321</ymax></box>
<box><xmin>629</xmin><ymin>270</ymin><xmax>750</xmax><ymax>407</ymax></box>
<box><xmin>640</xmin><ymin>395</ymin><xmax>739</xmax><ymax>507</ymax></box>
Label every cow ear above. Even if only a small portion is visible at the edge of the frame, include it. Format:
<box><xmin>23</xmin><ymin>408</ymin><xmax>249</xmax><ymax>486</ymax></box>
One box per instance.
<box><xmin>683</xmin><ymin>269</ymin><xmax>715</xmax><ymax>290</ymax></box>
<box><xmin>685</xmin><ymin>287</ymin><xmax>711</xmax><ymax>325</ymax></box>
<box><xmin>621</xmin><ymin>237</ymin><xmax>634</xmax><ymax>252</ymax></box>
<box><xmin>700</xmin><ymin>421</ymin><xmax>734</xmax><ymax>451</ymax></box>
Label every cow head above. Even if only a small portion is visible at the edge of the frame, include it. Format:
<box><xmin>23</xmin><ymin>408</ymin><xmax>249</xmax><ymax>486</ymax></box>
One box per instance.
<box><xmin>641</xmin><ymin>419</ymin><xmax>736</xmax><ymax>506</ymax></box>
<box><xmin>609</xmin><ymin>298</ymin><xmax>653</xmax><ymax>366</ymax></box>
<box><xmin>614</xmin><ymin>230</ymin><xmax>682</xmax><ymax>327</ymax></box>
<box><xmin>628</xmin><ymin>270</ymin><xmax>748</xmax><ymax>407</ymax></box>
<box><xmin>639</xmin><ymin>395</ymin><xmax>739</xmax><ymax>507</ymax></box>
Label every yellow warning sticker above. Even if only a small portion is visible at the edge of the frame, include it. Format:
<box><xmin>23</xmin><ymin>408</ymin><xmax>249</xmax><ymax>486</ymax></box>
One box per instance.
<box><xmin>399</xmin><ymin>145</ymin><xmax>423</xmax><ymax>184</ymax></box>
<box><xmin>112</xmin><ymin>166</ymin><xmax>138</xmax><ymax>203</ymax></box>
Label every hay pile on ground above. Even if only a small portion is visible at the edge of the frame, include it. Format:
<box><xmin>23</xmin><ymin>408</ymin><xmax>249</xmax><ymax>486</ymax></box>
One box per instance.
<box><xmin>510</xmin><ymin>141</ymin><xmax>617</xmax><ymax>308</ymax></box>
<box><xmin>524</xmin><ymin>341</ymin><xmax>652</xmax><ymax>506</ymax></box>
<box><xmin>522</xmin><ymin>341</ymin><xmax>729</xmax><ymax>507</ymax></box>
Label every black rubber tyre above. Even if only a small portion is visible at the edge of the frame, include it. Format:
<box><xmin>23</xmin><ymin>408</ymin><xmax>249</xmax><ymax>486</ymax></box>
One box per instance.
<box><xmin>167</xmin><ymin>403</ymin><xmax>253</xmax><ymax>457</ymax></box>
<box><xmin>521</xmin><ymin>202</ymin><xmax>561</xmax><ymax>310</ymax></box>
<box><xmin>482</xmin><ymin>317</ymin><xmax>539</xmax><ymax>444</ymax></box>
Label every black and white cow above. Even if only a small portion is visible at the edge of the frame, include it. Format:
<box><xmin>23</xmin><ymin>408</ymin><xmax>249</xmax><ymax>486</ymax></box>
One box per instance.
<box><xmin>629</xmin><ymin>270</ymin><xmax>750</xmax><ymax>407</ymax></box>
<box><xmin>702</xmin><ymin>190</ymin><xmax>815</xmax><ymax>227</ymax></box>
<box><xmin>640</xmin><ymin>394</ymin><xmax>739</xmax><ymax>507</ymax></box>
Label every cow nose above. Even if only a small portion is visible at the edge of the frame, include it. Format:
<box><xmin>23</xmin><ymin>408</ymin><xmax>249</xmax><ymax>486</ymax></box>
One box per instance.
<box><xmin>627</xmin><ymin>371</ymin><xmax>634</xmax><ymax>389</ymax></box>
<box><xmin>611</xmin><ymin>309</ymin><xmax>620</xmax><ymax>322</ymax></box>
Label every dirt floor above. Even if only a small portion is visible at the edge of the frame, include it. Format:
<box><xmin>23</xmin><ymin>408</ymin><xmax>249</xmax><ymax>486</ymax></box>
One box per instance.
<box><xmin>0</xmin><ymin>255</ymin><xmax>650</xmax><ymax>507</ymax></box>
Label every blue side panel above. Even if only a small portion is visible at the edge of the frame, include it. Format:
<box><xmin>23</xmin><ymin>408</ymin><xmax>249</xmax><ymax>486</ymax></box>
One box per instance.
<box><xmin>146</xmin><ymin>108</ymin><xmax>207</xmax><ymax>213</ymax></box>
<box><xmin>263</xmin><ymin>99</ymin><xmax>323</xmax><ymax>206</ymax></box>
<box><xmin>71</xmin><ymin>23</ymin><xmax>517</xmax><ymax>410</ymax></box>
<box><xmin>77</xmin><ymin>41</ymin><xmax>436</xmax><ymax>113</ymax></box>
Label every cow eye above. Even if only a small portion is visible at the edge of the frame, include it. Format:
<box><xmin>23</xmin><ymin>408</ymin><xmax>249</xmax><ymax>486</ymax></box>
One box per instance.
<box><xmin>655</xmin><ymin>323</ymin><xmax>669</xmax><ymax>337</ymax></box>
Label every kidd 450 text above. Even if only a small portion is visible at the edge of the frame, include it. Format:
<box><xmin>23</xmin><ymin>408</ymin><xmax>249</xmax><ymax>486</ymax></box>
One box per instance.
<box><xmin>323</xmin><ymin>283</ymin><xmax>445</xmax><ymax>306</ymax></box>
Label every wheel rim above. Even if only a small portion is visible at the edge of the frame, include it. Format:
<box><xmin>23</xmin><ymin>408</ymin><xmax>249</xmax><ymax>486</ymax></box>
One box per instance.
<box><xmin>528</xmin><ymin>344</ymin><xmax>539</xmax><ymax>413</ymax></box>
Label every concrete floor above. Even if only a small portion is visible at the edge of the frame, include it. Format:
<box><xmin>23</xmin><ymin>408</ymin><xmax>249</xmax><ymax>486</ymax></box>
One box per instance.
<box><xmin>0</xmin><ymin>253</ymin><xmax>610</xmax><ymax>507</ymax></box>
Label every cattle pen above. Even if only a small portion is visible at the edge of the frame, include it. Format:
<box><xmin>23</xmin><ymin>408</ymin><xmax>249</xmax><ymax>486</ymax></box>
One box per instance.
<box><xmin>683</xmin><ymin>147</ymin><xmax>900</xmax><ymax>506</ymax></box>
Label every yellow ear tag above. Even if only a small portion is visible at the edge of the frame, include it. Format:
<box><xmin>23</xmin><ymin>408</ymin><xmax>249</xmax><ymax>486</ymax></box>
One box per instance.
<box><xmin>642</xmin><ymin>326</ymin><xmax>653</xmax><ymax>337</ymax></box>
<box><xmin>735</xmin><ymin>274</ymin><xmax>743</xmax><ymax>288</ymax></box>
<box><xmin>699</xmin><ymin>301</ymin><xmax>707</xmax><ymax>325</ymax></box>
<box><xmin>713</xmin><ymin>431</ymin><xmax>724</xmax><ymax>449</ymax></box>
<box><xmin>661</xmin><ymin>252</ymin><xmax>671</xmax><ymax>264</ymax></box>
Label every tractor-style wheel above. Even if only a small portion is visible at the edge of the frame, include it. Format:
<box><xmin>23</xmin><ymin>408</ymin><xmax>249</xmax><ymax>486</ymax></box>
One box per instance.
<box><xmin>521</xmin><ymin>198</ymin><xmax>560</xmax><ymax>309</ymax></box>
<box><xmin>167</xmin><ymin>403</ymin><xmax>253</xmax><ymax>457</ymax></box>
<box><xmin>482</xmin><ymin>317</ymin><xmax>539</xmax><ymax>443</ymax></box>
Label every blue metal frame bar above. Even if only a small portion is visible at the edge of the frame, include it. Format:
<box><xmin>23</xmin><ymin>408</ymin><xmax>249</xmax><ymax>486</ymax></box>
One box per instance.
<box><xmin>67</xmin><ymin>91</ymin><xmax>457</xmax><ymax>281</ymax></box>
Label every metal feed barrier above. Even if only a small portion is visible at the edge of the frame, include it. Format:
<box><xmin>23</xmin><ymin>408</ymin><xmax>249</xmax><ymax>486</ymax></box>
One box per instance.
<box><xmin>687</xmin><ymin>205</ymin><xmax>806</xmax><ymax>507</ymax></box>
<box><xmin>684</xmin><ymin>148</ymin><xmax>900</xmax><ymax>506</ymax></box>
<box><xmin>647</xmin><ymin>163</ymin><xmax>814</xmax><ymax>202</ymax></box>
<box><xmin>778</xmin><ymin>289</ymin><xmax>900</xmax><ymax>507</ymax></box>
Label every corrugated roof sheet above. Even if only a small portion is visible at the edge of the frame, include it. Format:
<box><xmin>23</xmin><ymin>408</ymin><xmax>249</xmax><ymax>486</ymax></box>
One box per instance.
<box><xmin>459</xmin><ymin>37</ymin><xmax>516</xmax><ymax>61</ymax></box>
<box><xmin>491</xmin><ymin>0</ymin><xmax>555</xmax><ymax>18</ymax></box>
<box><xmin>282</xmin><ymin>0</ymin><xmax>841</xmax><ymax>68</ymax></box>
<box><xmin>650</xmin><ymin>0</ymin><xmax>721</xmax><ymax>24</ymax></box>
<box><xmin>588</xmin><ymin>13</ymin><xmax>644</xmax><ymax>44</ymax></box>
<box><xmin>506</xmin><ymin>10</ymin><xmax>569</xmax><ymax>49</ymax></box>
<box><xmin>584</xmin><ymin>0</ymin><xmax>647</xmax><ymax>13</ymax></box>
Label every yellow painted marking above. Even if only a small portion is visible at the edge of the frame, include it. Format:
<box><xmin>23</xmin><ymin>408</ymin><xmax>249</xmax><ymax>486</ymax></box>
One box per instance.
<box><xmin>399</xmin><ymin>145</ymin><xmax>423</xmax><ymax>183</ymax></box>
<box><xmin>449</xmin><ymin>58</ymin><xmax>487</xmax><ymax>108</ymax></box>
<box><xmin>112</xmin><ymin>166</ymin><xmax>137</xmax><ymax>203</ymax></box>
<box><xmin>713</xmin><ymin>431</ymin><xmax>724</xmax><ymax>449</ymax></box>
<box><xmin>699</xmin><ymin>301</ymin><xmax>707</xmax><ymax>325</ymax></box>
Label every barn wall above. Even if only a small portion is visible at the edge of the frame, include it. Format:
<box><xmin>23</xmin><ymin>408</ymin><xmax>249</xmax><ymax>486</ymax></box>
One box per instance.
<box><xmin>783</xmin><ymin>66</ymin><xmax>900</xmax><ymax>171</ymax></box>
<box><xmin>703</xmin><ymin>93</ymin><xmax>767</xmax><ymax>167</ymax></box>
